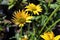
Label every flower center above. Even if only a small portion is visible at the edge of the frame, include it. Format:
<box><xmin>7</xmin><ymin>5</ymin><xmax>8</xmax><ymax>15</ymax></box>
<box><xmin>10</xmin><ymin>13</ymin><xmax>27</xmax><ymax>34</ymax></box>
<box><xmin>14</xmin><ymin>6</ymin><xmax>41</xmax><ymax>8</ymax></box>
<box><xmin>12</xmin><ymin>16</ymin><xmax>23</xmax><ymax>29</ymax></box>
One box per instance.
<box><xmin>19</xmin><ymin>18</ymin><xmax>26</xmax><ymax>24</ymax></box>
<box><xmin>31</xmin><ymin>6</ymin><xmax>36</xmax><ymax>11</ymax></box>
<box><xmin>32</xmin><ymin>8</ymin><xmax>36</xmax><ymax>11</ymax></box>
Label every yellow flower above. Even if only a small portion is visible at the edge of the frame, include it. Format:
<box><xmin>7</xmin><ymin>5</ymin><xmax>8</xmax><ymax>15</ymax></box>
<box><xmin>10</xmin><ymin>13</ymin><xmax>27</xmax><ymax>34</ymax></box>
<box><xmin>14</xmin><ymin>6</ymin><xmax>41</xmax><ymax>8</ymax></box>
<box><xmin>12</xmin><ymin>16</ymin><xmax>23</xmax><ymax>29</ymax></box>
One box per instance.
<box><xmin>21</xmin><ymin>35</ymin><xmax>28</xmax><ymax>40</ymax></box>
<box><xmin>25</xmin><ymin>3</ymin><xmax>42</xmax><ymax>15</ymax></box>
<box><xmin>40</xmin><ymin>31</ymin><xmax>54</xmax><ymax>40</ymax></box>
<box><xmin>12</xmin><ymin>10</ymin><xmax>33</xmax><ymax>27</ymax></box>
<box><xmin>40</xmin><ymin>31</ymin><xmax>60</xmax><ymax>40</ymax></box>
<box><xmin>54</xmin><ymin>35</ymin><xmax>60</xmax><ymax>40</ymax></box>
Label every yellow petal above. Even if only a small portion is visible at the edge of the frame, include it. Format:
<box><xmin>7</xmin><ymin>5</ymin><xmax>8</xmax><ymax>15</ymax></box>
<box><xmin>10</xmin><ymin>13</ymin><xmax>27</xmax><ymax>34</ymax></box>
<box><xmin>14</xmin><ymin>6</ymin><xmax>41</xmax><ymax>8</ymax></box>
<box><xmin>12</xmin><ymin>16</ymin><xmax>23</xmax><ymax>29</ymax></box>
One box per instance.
<box><xmin>40</xmin><ymin>34</ymin><xmax>50</xmax><ymax>40</ymax></box>
<box><xmin>54</xmin><ymin>35</ymin><xmax>60</xmax><ymax>40</ymax></box>
<box><xmin>25</xmin><ymin>9</ymin><xmax>32</xmax><ymax>11</ymax></box>
<box><xmin>26</xmin><ymin>16</ymin><xmax>33</xmax><ymax>20</ymax></box>
<box><xmin>25</xmin><ymin>6</ymin><xmax>29</xmax><ymax>8</ymax></box>
<box><xmin>19</xmin><ymin>24</ymin><xmax>24</xmax><ymax>27</ymax></box>
<box><xmin>15</xmin><ymin>22</ymin><xmax>19</xmax><ymax>25</ymax></box>
<box><xmin>33</xmin><ymin>11</ymin><xmax>39</xmax><ymax>15</ymax></box>
<box><xmin>26</xmin><ymin>20</ymin><xmax>31</xmax><ymax>23</ymax></box>
<box><xmin>48</xmin><ymin>31</ymin><xmax>54</xmax><ymax>40</ymax></box>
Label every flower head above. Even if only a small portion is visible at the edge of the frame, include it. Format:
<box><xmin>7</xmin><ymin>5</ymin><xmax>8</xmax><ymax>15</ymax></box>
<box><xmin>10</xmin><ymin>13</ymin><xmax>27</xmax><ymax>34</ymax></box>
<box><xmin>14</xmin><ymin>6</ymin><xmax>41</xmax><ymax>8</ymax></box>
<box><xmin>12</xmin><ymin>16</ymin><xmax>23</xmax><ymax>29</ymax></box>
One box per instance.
<box><xmin>22</xmin><ymin>35</ymin><xmax>28</xmax><ymax>40</ymax></box>
<box><xmin>12</xmin><ymin>10</ymin><xmax>33</xmax><ymax>27</ymax></box>
<box><xmin>25</xmin><ymin>3</ymin><xmax>42</xmax><ymax>15</ymax></box>
<box><xmin>40</xmin><ymin>31</ymin><xmax>60</xmax><ymax>40</ymax></box>
<box><xmin>40</xmin><ymin>31</ymin><xmax>54</xmax><ymax>40</ymax></box>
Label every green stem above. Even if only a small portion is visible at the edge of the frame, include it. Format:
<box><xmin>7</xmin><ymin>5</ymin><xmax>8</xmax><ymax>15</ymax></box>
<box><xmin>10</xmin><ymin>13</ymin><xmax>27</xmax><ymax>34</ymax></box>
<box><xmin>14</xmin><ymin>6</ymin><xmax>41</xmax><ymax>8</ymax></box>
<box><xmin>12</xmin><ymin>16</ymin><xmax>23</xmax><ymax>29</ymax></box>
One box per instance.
<box><xmin>28</xmin><ymin>23</ymin><xmax>30</xmax><ymax>33</ymax></box>
<box><xmin>32</xmin><ymin>26</ymin><xmax>34</xmax><ymax>40</ymax></box>
<box><xmin>44</xmin><ymin>5</ymin><xmax>48</xmax><ymax>13</ymax></box>
<box><xmin>15</xmin><ymin>33</ymin><xmax>20</xmax><ymax>40</ymax></box>
<box><xmin>33</xmin><ymin>26</ymin><xmax>35</xmax><ymax>35</ymax></box>
<box><xmin>21</xmin><ymin>27</ymin><xmax>22</xmax><ymax>40</ymax></box>
<box><xmin>39</xmin><ymin>6</ymin><xmax>60</xmax><ymax>34</ymax></box>
<box><xmin>45</xmin><ymin>19</ymin><xmax>60</xmax><ymax>32</ymax></box>
<box><xmin>48</xmin><ymin>0</ymin><xmax>51</xmax><ymax>7</ymax></box>
<box><xmin>33</xmin><ymin>24</ymin><xmax>36</xmax><ymax>40</ymax></box>
<box><xmin>31</xmin><ymin>24</ymin><xmax>35</xmax><ymax>40</ymax></box>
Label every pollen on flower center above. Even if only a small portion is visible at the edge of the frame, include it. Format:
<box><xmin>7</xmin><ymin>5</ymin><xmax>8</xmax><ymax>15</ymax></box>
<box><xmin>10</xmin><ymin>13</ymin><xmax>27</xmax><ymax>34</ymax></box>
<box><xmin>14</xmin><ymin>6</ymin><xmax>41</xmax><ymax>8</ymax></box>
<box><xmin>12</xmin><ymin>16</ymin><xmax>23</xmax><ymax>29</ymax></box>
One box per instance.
<box><xmin>30</xmin><ymin>6</ymin><xmax>37</xmax><ymax>11</ymax></box>
<box><xmin>32</xmin><ymin>8</ymin><xmax>37</xmax><ymax>11</ymax></box>
<box><xmin>19</xmin><ymin>18</ymin><xmax>26</xmax><ymax>24</ymax></box>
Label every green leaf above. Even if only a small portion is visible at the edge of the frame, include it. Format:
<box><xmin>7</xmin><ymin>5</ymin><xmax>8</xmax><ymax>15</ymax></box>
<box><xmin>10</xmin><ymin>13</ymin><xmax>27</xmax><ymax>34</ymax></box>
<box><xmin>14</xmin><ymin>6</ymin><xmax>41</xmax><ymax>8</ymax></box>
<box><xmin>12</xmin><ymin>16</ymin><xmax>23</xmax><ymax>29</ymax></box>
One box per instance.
<box><xmin>0</xmin><ymin>26</ymin><xmax>3</xmax><ymax>31</ymax></box>
<box><xmin>41</xmin><ymin>15</ymin><xmax>48</xmax><ymax>26</ymax></box>
<box><xmin>8</xmin><ymin>0</ymin><xmax>16</xmax><ymax>9</ymax></box>
<box><xmin>57</xmin><ymin>0</ymin><xmax>60</xmax><ymax>3</ymax></box>
<box><xmin>22</xmin><ymin>0</ymin><xmax>27</xmax><ymax>3</ymax></box>
<box><xmin>0</xmin><ymin>0</ymin><xmax>2</xmax><ymax>3</ymax></box>
<box><xmin>8</xmin><ymin>0</ymin><xmax>14</xmax><ymax>5</ymax></box>
<box><xmin>33</xmin><ymin>16</ymin><xmax>41</xmax><ymax>20</ymax></box>
<box><xmin>8</xmin><ymin>4</ymin><xmax>15</xmax><ymax>9</ymax></box>
<box><xmin>50</xmin><ymin>4</ymin><xmax>58</xmax><ymax>9</ymax></box>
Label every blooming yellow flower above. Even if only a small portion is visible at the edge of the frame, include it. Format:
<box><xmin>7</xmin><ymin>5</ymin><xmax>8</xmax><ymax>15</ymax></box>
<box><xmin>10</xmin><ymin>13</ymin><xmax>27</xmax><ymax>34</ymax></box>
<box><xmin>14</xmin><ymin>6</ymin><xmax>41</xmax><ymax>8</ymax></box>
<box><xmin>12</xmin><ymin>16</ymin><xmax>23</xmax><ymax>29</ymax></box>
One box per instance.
<box><xmin>40</xmin><ymin>31</ymin><xmax>60</xmax><ymax>40</ymax></box>
<box><xmin>12</xmin><ymin>10</ymin><xmax>33</xmax><ymax>27</ymax></box>
<box><xmin>25</xmin><ymin>3</ymin><xmax>42</xmax><ymax>15</ymax></box>
<box><xmin>40</xmin><ymin>31</ymin><xmax>54</xmax><ymax>40</ymax></box>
